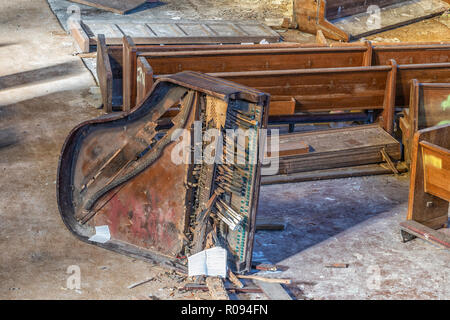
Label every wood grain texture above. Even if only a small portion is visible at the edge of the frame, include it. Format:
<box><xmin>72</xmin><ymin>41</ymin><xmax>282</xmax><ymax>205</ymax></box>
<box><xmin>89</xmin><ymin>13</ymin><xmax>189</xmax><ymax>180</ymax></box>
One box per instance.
<box><xmin>402</xmin><ymin>81</ymin><xmax>450</xmax><ymax>165</ymax></box>
<box><xmin>407</xmin><ymin>124</ymin><xmax>450</xmax><ymax>228</ymax></box>
<box><xmin>264</xmin><ymin>125</ymin><xmax>401</xmax><ymax>175</ymax></box>
<box><xmin>96</xmin><ymin>34</ymin><xmax>112</xmax><ymax>112</ymax></box>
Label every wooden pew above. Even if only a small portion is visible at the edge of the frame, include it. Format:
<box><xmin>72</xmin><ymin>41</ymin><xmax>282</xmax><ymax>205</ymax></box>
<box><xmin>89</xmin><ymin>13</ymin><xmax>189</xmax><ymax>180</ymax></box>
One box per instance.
<box><xmin>138</xmin><ymin>63</ymin><xmax>397</xmax><ymax>133</ymax></box>
<box><xmin>97</xmin><ymin>35</ymin><xmax>123</xmax><ymax>113</ymax></box>
<box><xmin>127</xmin><ymin>45</ymin><xmax>372</xmax><ymax>111</ymax></box>
<box><xmin>126</xmin><ymin>42</ymin><xmax>450</xmax><ymax>111</ymax></box>
<box><xmin>400</xmin><ymin>80</ymin><xmax>450</xmax><ymax>166</ymax></box>
<box><xmin>122</xmin><ymin>36</ymin><xmax>336</xmax><ymax>111</ymax></box>
<box><xmin>400</xmin><ymin>124</ymin><xmax>450</xmax><ymax>249</ymax></box>
<box><xmin>107</xmin><ymin>38</ymin><xmax>450</xmax><ymax>111</ymax></box>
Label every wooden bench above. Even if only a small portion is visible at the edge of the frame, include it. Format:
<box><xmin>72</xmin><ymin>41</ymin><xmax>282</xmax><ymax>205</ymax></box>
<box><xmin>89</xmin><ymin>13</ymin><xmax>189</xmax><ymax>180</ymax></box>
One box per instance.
<box><xmin>137</xmin><ymin>64</ymin><xmax>397</xmax><ymax>134</ymax></box>
<box><xmin>123</xmin><ymin>41</ymin><xmax>450</xmax><ymax>111</ymax></box>
<box><xmin>99</xmin><ymin>37</ymin><xmax>450</xmax><ymax>112</ymax></box>
<box><xmin>400</xmin><ymin>124</ymin><xmax>450</xmax><ymax>249</ymax></box>
<box><xmin>97</xmin><ymin>38</ymin><xmax>310</xmax><ymax>112</ymax></box>
<box><xmin>400</xmin><ymin>81</ymin><xmax>450</xmax><ymax>166</ymax></box>
<box><xmin>128</xmin><ymin>45</ymin><xmax>372</xmax><ymax>111</ymax></box>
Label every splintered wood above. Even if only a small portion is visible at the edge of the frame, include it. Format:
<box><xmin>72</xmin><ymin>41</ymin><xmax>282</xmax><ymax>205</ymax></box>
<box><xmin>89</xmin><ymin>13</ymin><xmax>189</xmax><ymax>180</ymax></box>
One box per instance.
<box><xmin>206</xmin><ymin>277</ymin><xmax>230</xmax><ymax>300</ymax></box>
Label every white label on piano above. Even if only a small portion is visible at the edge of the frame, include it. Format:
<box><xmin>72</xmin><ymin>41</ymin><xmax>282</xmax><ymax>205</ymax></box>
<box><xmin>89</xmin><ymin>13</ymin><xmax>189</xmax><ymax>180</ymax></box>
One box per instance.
<box><xmin>88</xmin><ymin>225</ymin><xmax>111</xmax><ymax>244</ymax></box>
<box><xmin>188</xmin><ymin>247</ymin><xmax>227</xmax><ymax>278</ymax></box>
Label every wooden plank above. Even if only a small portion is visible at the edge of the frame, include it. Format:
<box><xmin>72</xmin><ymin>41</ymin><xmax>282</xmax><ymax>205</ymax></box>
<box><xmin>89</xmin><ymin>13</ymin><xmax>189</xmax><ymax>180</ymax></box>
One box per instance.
<box><xmin>420</xmin><ymin>140</ymin><xmax>450</xmax><ymax>201</ymax></box>
<box><xmin>69</xmin><ymin>0</ymin><xmax>149</xmax><ymax>15</ymax></box>
<box><xmin>140</xmin><ymin>46</ymin><xmax>367</xmax><ymax>76</ymax></box>
<box><xmin>96</xmin><ymin>34</ymin><xmax>112</xmax><ymax>113</ymax></box>
<box><xmin>400</xmin><ymin>220</ymin><xmax>450</xmax><ymax>249</ymax></box>
<box><xmin>373</xmin><ymin>44</ymin><xmax>450</xmax><ymax>65</ymax></box>
<box><xmin>80</xmin><ymin>19</ymin><xmax>280</xmax><ymax>47</ymax></box>
<box><xmin>254</xmin><ymin>281</ymin><xmax>293</xmax><ymax>300</ymax></box>
<box><xmin>261</xmin><ymin>163</ymin><xmax>408</xmax><ymax>185</ymax></box>
<box><xmin>129</xmin><ymin>46</ymin><xmax>368</xmax><ymax>110</ymax></box>
<box><xmin>267</xmin><ymin>140</ymin><xmax>310</xmax><ymax>158</ymax></box>
<box><xmin>403</xmin><ymin>81</ymin><xmax>450</xmax><ymax>165</ymax></box>
<box><xmin>407</xmin><ymin>124</ymin><xmax>450</xmax><ymax>228</ymax></box>
<box><xmin>268</xmin><ymin>98</ymin><xmax>296</xmax><ymax>116</ymax></box>
<box><xmin>135</xmin><ymin>57</ymin><xmax>154</xmax><ymax>108</ymax></box>
<box><xmin>264</xmin><ymin>125</ymin><xmax>401</xmax><ymax>174</ymax></box>
<box><xmin>69</xmin><ymin>20</ymin><xmax>89</xmax><ymax>53</ymax></box>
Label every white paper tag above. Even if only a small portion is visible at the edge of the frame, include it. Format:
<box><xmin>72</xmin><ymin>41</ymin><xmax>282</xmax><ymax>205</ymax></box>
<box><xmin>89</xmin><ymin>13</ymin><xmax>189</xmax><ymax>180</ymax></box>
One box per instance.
<box><xmin>188</xmin><ymin>247</ymin><xmax>227</xmax><ymax>278</ymax></box>
<box><xmin>88</xmin><ymin>225</ymin><xmax>111</xmax><ymax>244</ymax></box>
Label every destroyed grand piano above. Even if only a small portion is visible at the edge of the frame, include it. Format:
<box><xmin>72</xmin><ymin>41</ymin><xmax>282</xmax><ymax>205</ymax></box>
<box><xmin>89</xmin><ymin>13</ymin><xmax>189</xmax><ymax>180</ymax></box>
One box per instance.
<box><xmin>57</xmin><ymin>71</ymin><xmax>270</xmax><ymax>274</ymax></box>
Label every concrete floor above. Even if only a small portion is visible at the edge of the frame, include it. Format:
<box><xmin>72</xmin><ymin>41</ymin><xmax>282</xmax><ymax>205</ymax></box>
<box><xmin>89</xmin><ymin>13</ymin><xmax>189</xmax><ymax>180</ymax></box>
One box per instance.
<box><xmin>0</xmin><ymin>0</ymin><xmax>449</xmax><ymax>300</ymax></box>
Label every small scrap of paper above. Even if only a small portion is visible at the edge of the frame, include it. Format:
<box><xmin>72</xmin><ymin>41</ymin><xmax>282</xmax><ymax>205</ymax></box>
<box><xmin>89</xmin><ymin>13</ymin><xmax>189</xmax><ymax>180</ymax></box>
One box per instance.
<box><xmin>88</xmin><ymin>226</ymin><xmax>110</xmax><ymax>244</ymax></box>
<box><xmin>188</xmin><ymin>247</ymin><xmax>227</xmax><ymax>278</ymax></box>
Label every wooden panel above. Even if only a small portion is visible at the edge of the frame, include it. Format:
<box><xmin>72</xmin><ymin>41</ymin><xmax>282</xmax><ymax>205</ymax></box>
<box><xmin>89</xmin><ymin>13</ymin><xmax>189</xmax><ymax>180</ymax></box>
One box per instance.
<box><xmin>142</xmin><ymin>47</ymin><xmax>366</xmax><ymax>75</ymax></box>
<box><xmin>268</xmin><ymin>98</ymin><xmax>296</xmax><ymax>116</ymax></box>
<box><xmin>135</xmin><ymin>57</ymin><xmax>154</xmax><ymax>107</ymax></box>
<box><xmin>373</xmin><ymin>44</ymin><xmax>450</xmax><ymax>65</ymax></box>
<box><xmin>420</xmin><ymin>141</ymin><xmax>450</xmax><ymax>201</ymax></box>
<box><xmin>96</xmin><ymin>39</ymin><xmax>123</xmax><ymax>112</ymax></box>
<box><xmin>79</xmin><ymin>19</ymin><xmax>280</xmax><ymax>48</ymax></box>
<box><xmin>69</xmin><ymin>20</ymin><xmax>89</xmax><ymax>53</ymax></box>
<box><xmin>396</xmin><ymin>63</ymin><xmax>450</xmax><ymax>108</ymax></box>
<box><xmin>407</xmin><ymin>124</ymin><xmax>450</xmax><ymax>228</ymax></box>
<box><xmin>262</xmin><ymin>163</ymin><xmax>407</xmax><ymax>185</ymax></box>
<box><xmin>121</xmin><ymin>36</ymin><xmax>314</xmax><ymax>111</ymax></box>
<box><xmin>96</xmin><ymin>35</ymin><xmax>112</xmax><ymax>112</ymax></box>
<box><xmin>69</xmin><ymin>0</ymin><xmax>148</xmax><ymax>14</ymax></box>
<box><xmin>264</xmin><ymin>125</ymin><xmax>401</xmax><ymax>174</ymax></box>
<box><xmin>403</xmin><ymin>81</ymin><xmax>450</xmax><ymax>165</ymax></box>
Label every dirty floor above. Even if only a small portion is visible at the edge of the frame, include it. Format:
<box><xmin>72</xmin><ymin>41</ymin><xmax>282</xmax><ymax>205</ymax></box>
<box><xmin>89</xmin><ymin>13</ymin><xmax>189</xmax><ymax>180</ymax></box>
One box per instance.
<box><xmin>0</xmin><ymin>0</ymin><xmax>449</xmax><ymax>300</ymax></box>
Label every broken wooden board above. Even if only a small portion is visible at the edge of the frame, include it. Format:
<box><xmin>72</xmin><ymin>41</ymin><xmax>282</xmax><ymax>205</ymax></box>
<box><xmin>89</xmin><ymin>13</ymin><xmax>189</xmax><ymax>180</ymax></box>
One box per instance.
<box><xmin>99</xmin><ymin>40</ymin><xmax>450</xmax><ymax>113</ymax></box>
<box><xmin>264</xmin><ymin>125</ymin><xmax>401</xmax><ymax>175</ymax></box>
<box><xmin>294</xmin><ymin>0</ymin><xmax>450</xmax><ymax>41</ymax></box>
<box><xmin>73</xmin><ymin>19</ymin><xmax>280</xmax><ymax>53</ymax></box>
<box><xmin>69</xmin><ymin>0</ymin><xmax>149</xmax><ymax>15</ymax></box>
<box><xmin>206</xmin><ymin>277</ymin><xmax>230</xmax><ymax>300</ymax></box>
<box><xmin>261</xmin><ymin>162</ymin><xmax>408</xmax><ymax>185</ymax></box>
